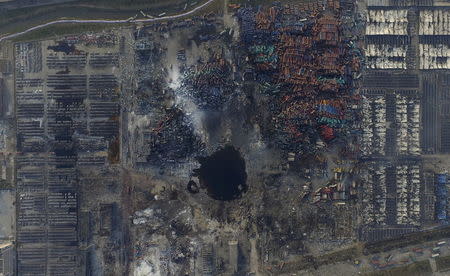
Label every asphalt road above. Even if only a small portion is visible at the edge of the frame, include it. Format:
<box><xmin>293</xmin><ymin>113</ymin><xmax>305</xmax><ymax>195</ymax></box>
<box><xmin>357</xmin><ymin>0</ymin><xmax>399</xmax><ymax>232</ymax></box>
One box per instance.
<box><xmin>0</xmin><ymin>0</ymin><xmax>217</xmax><ymax>42</ymax></box>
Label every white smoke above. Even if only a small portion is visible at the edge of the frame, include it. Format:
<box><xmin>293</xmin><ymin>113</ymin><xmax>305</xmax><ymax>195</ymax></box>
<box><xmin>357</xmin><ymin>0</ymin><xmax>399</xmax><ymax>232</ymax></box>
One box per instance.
<box><xmin>167</xmin><ymin>63</ymin><xmax>207</xmax><ymax>144</ymax></box>
<box><xmin>168</xmin><ymin>63</ymin><xmax>181</xmax><ymax>90</ymax></box>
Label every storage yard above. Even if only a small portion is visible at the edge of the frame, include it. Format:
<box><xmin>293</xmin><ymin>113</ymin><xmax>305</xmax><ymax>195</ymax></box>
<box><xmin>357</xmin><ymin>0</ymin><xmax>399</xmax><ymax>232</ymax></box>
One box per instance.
<box><xmin>12</xmin><ymin>33</ymin><xmax>125</xmax><ymax>275</ymax></box>
<box><xmin>1</xmin><ymin>0</ymin><xmax>450</xmax><ymax>275</ymax></box>
<box><xmin>355</xmin><ymin>3</ymin><xmax>450</xmax><ymax>255</ymax></box>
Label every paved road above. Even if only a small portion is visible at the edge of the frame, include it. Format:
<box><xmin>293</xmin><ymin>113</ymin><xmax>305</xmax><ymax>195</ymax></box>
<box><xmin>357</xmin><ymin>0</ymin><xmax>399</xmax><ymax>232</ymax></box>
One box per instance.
<box><xmin>0</xmin><ymin>0</ymin><xmax>216</xmax><ymax>42</ymax></box>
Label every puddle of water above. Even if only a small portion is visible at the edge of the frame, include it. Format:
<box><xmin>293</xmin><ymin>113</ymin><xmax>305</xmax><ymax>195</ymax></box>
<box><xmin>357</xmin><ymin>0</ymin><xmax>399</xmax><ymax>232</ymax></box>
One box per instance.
<box><xmin>194</xmin><ymin>145</ymin><xmax>247</xmax><ymax>201</ymax></box>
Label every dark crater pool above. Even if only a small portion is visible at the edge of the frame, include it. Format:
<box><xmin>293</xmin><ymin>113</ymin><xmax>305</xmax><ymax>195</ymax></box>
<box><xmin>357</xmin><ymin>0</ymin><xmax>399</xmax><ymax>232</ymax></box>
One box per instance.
<box><xmin>193</xmin><ymin>145</ymin><xmax>247</xmax><ymax>201</ymax></box>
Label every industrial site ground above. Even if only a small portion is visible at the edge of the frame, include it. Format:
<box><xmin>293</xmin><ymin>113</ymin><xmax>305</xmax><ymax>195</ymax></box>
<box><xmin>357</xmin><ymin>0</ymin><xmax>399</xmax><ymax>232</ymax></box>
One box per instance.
<box><xmin>1</xmin><ymin>0</ymin><xmax>450</xmax><ymax>276</ymax></box>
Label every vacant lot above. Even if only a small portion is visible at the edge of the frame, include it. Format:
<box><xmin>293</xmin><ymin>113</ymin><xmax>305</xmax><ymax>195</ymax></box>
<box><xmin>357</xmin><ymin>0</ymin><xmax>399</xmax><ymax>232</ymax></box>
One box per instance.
<box><xmin>435</xmin><ymin>255</ymin><xmax>450</xmax><ymax>272</ymax></box>
<box><xmin>364</xmin><ymin>260</ymin><xmax>432</xmax><ymax>276</ymax></box>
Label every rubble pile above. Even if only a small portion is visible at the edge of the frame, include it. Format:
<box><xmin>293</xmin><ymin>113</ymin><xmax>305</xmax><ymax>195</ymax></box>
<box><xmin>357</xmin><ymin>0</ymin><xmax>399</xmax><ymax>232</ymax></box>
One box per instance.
<box><xmin>135</xmin><ymin>38</ymin><xmax>165</xmax><ymax>100</ymax></box>
<box><xmin>183</xmin><ymin>54</ymin><xmax>234</xmax><ymax>110</ymax></box>
<box><xmin>132</xmin><ymin>202</ymin><xmax>196</xmax><ymax>275</ymax></box>
<box><xmin>146</xmin><ymin>108</ymin><xmax>204</xmax><ymax>164</ymax></box>
<box><xmin>66</xmin><ymin>32</ymin><xmax>118</xmax><ymax>47</ymax></box>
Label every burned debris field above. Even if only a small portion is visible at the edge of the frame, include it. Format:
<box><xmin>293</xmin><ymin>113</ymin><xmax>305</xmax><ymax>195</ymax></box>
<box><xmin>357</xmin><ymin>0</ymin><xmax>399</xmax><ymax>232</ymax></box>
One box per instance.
<box><xmin>4</xmin><ymin>0</ymin><xmax>450</xmax><ymax>276</ymax></box>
